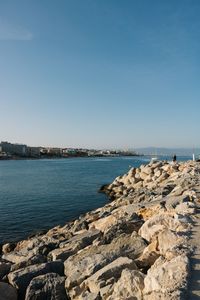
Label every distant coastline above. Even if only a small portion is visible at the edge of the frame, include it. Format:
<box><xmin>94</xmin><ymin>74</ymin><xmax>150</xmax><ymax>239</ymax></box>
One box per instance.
<box><xmin>0</xmin><ymin>140</ymin><xmax>142</xmax><ymax>160</ymax></box>
<box><xmin>1</xmin><ymin>141</ymin><xmax>198</xmax><ymax>161</ymax></box>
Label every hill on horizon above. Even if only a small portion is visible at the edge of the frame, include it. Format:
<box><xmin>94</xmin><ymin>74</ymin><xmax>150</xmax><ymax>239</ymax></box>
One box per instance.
<box><xmin>135</xmin><ymin>147</ymin><xmax>200</xmax><ymax>157</ymax></box>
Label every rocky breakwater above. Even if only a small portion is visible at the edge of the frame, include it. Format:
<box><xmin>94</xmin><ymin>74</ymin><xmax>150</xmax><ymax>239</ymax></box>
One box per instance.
<box><xmin>0</xmin><ymin>160</ymin><xmax>200</xmax><ymax>299</ymax></box>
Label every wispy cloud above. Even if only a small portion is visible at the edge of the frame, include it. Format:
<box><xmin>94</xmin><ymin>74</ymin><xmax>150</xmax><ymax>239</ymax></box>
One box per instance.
<box><xmin>0</xmin><ymin>18</ymin><xmax>33</xmax><ymax>41</ymax></box>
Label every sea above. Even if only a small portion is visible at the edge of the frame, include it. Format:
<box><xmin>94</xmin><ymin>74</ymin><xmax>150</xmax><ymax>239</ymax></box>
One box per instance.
<box><xmin>0</xmin><ymin>155</ymin><xmax>191</xmax><ymax>243</ymax></box>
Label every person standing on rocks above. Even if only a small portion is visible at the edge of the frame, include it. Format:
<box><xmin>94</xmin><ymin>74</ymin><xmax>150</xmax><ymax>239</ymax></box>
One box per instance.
<box><xmin>173</xmin><ymin>154</ymin><xmax>177</xmax><ymax>162</ymax></box>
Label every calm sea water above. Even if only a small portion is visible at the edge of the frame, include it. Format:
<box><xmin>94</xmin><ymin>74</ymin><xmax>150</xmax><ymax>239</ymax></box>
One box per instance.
<box><xmin>0</xmin><ymin>156</ymin><xmax>190</xmax><ymax>243</ymax></box>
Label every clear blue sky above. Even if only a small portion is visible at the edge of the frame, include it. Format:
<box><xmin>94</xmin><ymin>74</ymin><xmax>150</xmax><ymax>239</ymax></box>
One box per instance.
<box><xmin>1</xmin><ymin>0</ymin><xmax>200</xmax><ymax>148</ymax></box>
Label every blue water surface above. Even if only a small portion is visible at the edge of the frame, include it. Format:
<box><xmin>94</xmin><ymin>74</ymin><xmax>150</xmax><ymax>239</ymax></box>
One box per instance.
<box><xmin>0</xmin><ymin>156</ymin><xmax>190</xmax><ymax>243</ymax></box>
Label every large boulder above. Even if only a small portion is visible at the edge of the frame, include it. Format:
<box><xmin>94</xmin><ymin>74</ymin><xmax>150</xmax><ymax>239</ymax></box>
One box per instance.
<box><xmin>89</xmin><ymin>215</ymin><xmax>117</xmax><ymax>232</ymax></box>
<box><xmin>15</xmin><ymin>236</ymin><xmax>59</xmax><ymax>255</ymax></box>
<box><xmin>139</xmin><ymin>213</ymin><xmax>188</xmax><ymax>242</ymax></box>
<box><xmin>133</xmin><ymin>181</ymin><xmax>143</xmax><ymax>189</ymax></box>
<box><xmin>143</xmin><ymin>255</ymin><xmax>189</xmax><ymax>296</ymax></box>
<box><xmin>65</xmin><ymin>233</ymin><xmax>147</xmax><ymax>291</ymax></box>
<box><xmin>14</xmin><ymin>237</ymin><xmax>42</xmax><ymax>252</ymax></box>
<box><xmin>107</xmin><ymin>268</ymin><xmax>145</xmax><ymax>300</ymax></box>
<box><xmin>10</xmin><ymin>254</ymin><xmax>47</xmax><ymax>272</ymax></box>
<box><xmin>65</xmin><ymin>253</ymin><xmax>106</xmax><ymax>290</ymax></box>
<box><xmin>8</xmin><ymin>260</ymin><xmax>64</xmax><ymax>299</ymax></box>
<box><xmin>0</xmin><ymin>282</ymin><xmax>17</xmax><ymax>300</ymax></box>
<box><xmin>59</xmin><ymin>229</ymin><xmax>101</xmax><ymax>248</ymax></box>
<box><xmin>85</xmin><ymin>257</ymin><xmax>137</xmax><ymax>294</ymax></box>
<box><xmin>164</xmin><ymin>195</ymin><xmax>190</xmax><ymax>210</ymax></box>
<box><xmin>2</xmin><ymin>236</ymin><xmax>58</xmax><ymax>265</ymax></box>
<box><xmin>3</xmin><ymin>250</ymin><xmax>41</xmax><ymax>265</ymax></box>
<box><xmin>72</xmin><ymin>219</ymin><xmax>89</xmax><ymax>233</ymax></box>
<box><xmin>0</xmin><ymin>261</ymin><xmax>11</xmax><ymax>279</ymax></box>
<box><xmin>142</xmin><ymin>166</ymin><xmax>153</xmax><ymax>175</ymax></box>
<box><xmin>112</xmin><ymin>205</ymin><xmax>141</xmax><ymax>221</ymax></box>
<box><xmin>156</xmin><ymin>172</ymin><xmax>169</xmax><ymax>182</ymax></box>
<box><xmin>100</xmin><ymin>219</ymin><xmax>143</xmax><ymax>244</ymax></box>
<box><xmin>138</xmin><ymin>205</ymin><xmax>163</xmax><ymax>221</ymax></box>
<box><xmin>25</xmin><ymin>273</ymin><xmax>68</xmax><ymax>300</ymax></box>
<box><xmin>157</xmin><ymin>229</ymin><xmax>186</xmax><ymax>256</ymax></box>
<box><xmin>174</xmin><ymin>202</ymin><xmax>195</xmax><ymax>215</ymax></box>
<box><xmin>140</xmin><ymin>172</ymin><xmax>149</xmax><ymax>180</ymax></box>
<box><xmin>2</xmin><ymin>243</ymin><xmax>16</xmax><ymax>254</ymax></box>
<box><xmin>135</xmin><ymin>239</ymin><xmax>160</xmax><ymax>269</ymax></box>
<box><xmin>45</xmin><ymin>226</ymin><xmax>73</xmax><ymax>241</ymax></box>
<box><xmin>47</xmin><ymin>243</ymin><xmax>79</xmax><ymax>262</ymax></box>
<box><xmin>170</xmin><ymin>186</ymin><xmax>185</xmax><ymax>196</ymax></box>
<box><xmin>48</xmin><ymin>229</ymin><xmax>101</xmax><ymax>261</ymax></box>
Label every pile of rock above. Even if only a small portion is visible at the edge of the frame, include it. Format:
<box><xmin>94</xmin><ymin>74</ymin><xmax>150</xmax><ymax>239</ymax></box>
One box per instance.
<box><xmin>103</xmin><ymin>161</ymin><xmax>199</xmax><ymax>201</ymax></box>
<box><xmin>0</xmin><ymin>160</ymin><xmax>199</xmax><ymax>299</ymax></box>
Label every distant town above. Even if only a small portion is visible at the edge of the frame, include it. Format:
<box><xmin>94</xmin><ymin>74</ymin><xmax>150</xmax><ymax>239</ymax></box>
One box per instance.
<box><xmin>0</xmin><ymin>141</ymin><xmax>141</xmax><ymax>160</ymax></box>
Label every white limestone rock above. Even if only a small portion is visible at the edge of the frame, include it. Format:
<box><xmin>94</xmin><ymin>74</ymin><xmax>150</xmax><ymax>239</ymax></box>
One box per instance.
<box><xmin>8</xmin><ymin>260</ymin><xmax>64</xmax><ymax>299</ymax></box>
<box><xmin>107</xmin><ymin>268</ymin><xmax>145</xmax><ymax>300</ymax></box>
<box><xmin>139</xmin><ymin>213</ymin><xmax>188</xmax><ymax>242</ymax></box>
<box><xmin>143</xmin><ymin>255</ymin><xmax>189</xmax><ymax>296</ymax></box>
<box><xmin>65</xmin><ymin>233</ymin><xmax>146</xmax><ymax>291</ymax></box>
<box><xmin>89</xmin><ymin>215</ymin><xmax>118</xmax><ymax>232</ymax></box>
<box><xmin>157</xmin><ymin>229</ymin><xmax>186</xmax><ymax>256</ymax></box>
<box><xmin>48</xmin><ymin>229</ymin><xmax>101</xmax><ymax>261</ymax></box>
<box><xmin>85</xmin><ymin>257</ymin><xmax>137</xmax><ymax>294</ymax></box>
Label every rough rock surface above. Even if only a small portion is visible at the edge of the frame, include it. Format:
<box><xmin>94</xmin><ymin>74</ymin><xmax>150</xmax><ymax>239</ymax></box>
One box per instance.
<box><xmin>85</xmin><ymin>257</ymin><xmax>137</xmax><ymax>296</ymax></box>
<box><xmin>143</xmin><ymin>255</ymin><xmax>189</xmax><ymax>297</ymax></box>
<box><xmin>25</xmin><ymin>273</ymin><xmax>67</xmax><ymax>300</ymax></box>
<box><xmin>138</xmin><ymin>213</ymin><xmax>189</xmax><ymax>242</ymax></box>
<box><xmin>0</xmin><ymin>261</ymin><xmax>11</xmax><ymax>279</ymax></box>
<box><xmin>1</xmin><ymin>160</ymin><xmax>200</xmax><ymax>299</ymax></box>
<box><xmin>0</xmin><ymin>282</ymin><xmax>18</xmax><ymax>300</ymax></box>
<box><xmin>107</xmin><ymin>268</ymin><xmax>145</xmax><ymax>300</ymax></box>
<box><xmin>8</xmin><ymin>261</ymin><xmax>64</xmax><ymax>298</ymax></box>
<box><xmin>48</xmin><ymin>229</ymin><xmax>101</xmax><ymax>261</ymax></box>
<box><xmin>64</xmin><ymin>232</ymin><xmax>146</xmax><ymax>291</ymax></box>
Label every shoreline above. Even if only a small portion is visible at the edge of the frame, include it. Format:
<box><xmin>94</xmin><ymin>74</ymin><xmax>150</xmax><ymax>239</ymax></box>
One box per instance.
<box><xmin>0</xmin><ymin>160</ymin><xmax>199</xmax><ymax>299</ymax></box>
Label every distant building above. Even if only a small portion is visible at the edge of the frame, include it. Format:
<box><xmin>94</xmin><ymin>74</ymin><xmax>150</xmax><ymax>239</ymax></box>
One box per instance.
<box><xmin>40</xmin><ymin>147</ymin><xmax>62</xmax><ymax>156</ymax></box>
<box><xmin>62</xmin><ymin>148</ymin><xmax>89</xmax><ymax>157</ymax></box>
<box><xmin>0</xmin><ymin>141</ymin><xmax>28</xmax><ymax>156</ymax></box>
<box><xmin>27</xmin><ymin>146</ymin><xmax>41</xmax><ymax>157</ymax></box>
<box><xmin>62</xmin><ymin>148</ymin><xmax>77</xmax><ymax>155</ymax></box>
